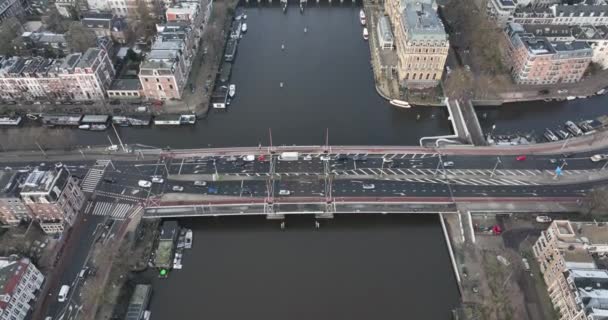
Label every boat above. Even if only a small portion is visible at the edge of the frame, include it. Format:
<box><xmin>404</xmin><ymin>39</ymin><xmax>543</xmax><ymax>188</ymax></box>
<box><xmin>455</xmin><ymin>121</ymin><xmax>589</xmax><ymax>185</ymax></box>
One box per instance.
<box><xmin>566</xmin><ymin>96</ymin><xmax>576</xmax><ymax>100</ymax></box>
<box><xmin>555</xmin><ymin>129</ymin><xmax>570</xmax><ymax>140</ymax></box>
<box><xmin>543</xmin><ymin>128</ymin><xmax>559</xmax><ymax>142</ymax></box>
<box><xmin>0</xmin><ymin>116</ymin><xmax>22</xmax><ymax>126</ymax></box>
<box><xmin>579</xmin><ymin>120</ymin><xmax>596</xmax><ymax>134</ymax></box>
<box><xmin>78</xmin><ymin>124</ymin><xmax>90</xmax><ymax>130</ymax></box>
<box><xmin>90</xmin><ymin>124</ymin><xmax>107</xmax><ymax>131</ymax></box>
<box><xmin>359</xmin><ymin>9</ymin><xmax>366</xmax><ymax>25</ymax></box>
<box><xmin>389</xmin><ymin>99</ymin><xmax>411</xmax><ymax>108</ymax></box>
<box><xmin>241</xmin><ymin>23</ymin><xmax>247</xmax><ymax>33</ymax></box>
<box><xmin>363</xmin><ymin>27</ymin><xmax>369</xmax><ymax>40</ymax></box>
<box><xmin>597</xmin><ymin>89</ymin><xmax>606</xmax><ymax>95</ymax></box>
<box><xmin>235</xmin><ymin>14</ymin><xmax>242</xmax><ymax>21</ymax></box>
<box><xmin>565</xmin><ymin>121</ymin><xmax>583</xmax><ymax>136</ymax></box>
<box><xmin>185</xmin><ymin>229</ymin><xmax>193</xmax><ymax>249</ymax></box>
<box><xmin>283</xmin><ymin>3</ymin><xmax>287</xmax><ymax>12</ymax></box>
<box><xmin>179</xmin><ymin>114</ymin><xmax>196</xmax><ymax>125</ymax></box>
<box><xmin>229</xmin><ymin>84</ymin><xmax>236</xmax><ymax>98</ymax></box>
<box><xmin>227</xmin><ymin>99</ymin><xmax>231</xmax><ymax>106</ymax></box>
<box><xmin>243</xmin><ymin>14</ymin><xmax>247</xmax><ymax>20</ymax></box>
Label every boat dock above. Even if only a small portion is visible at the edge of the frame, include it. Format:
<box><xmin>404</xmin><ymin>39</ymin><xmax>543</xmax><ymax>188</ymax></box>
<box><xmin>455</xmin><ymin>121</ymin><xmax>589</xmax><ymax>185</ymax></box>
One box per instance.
<box><xmin>112</xmin><ymin>115</ymin><xmax>152</xmax><ymax>126</ymax></box>
<box><xmin>41</xmin><ymin>114</ymin><xmax>83</xmax><ymax>127</ymax></box>
<box><xmin>211</xmin><ymin>86</ymin><xmax>229</xmax><ymax>108</ymax></box>
<box><xmin>225</xmin><ymin>39</ymin><xmax>238</xmax><ymax>62</ymax></box>
<box><xmin>219</xmin><ymin>62</ymin><xmax>232</xmax><ymax>83</ymax></box>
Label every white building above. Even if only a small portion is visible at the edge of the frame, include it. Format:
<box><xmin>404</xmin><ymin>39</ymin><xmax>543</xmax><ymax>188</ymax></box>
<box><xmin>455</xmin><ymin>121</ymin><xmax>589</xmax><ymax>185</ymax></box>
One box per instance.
<box><xmin>0</xmin><ymin>257</ymin><xmax>44</xmax><ymax>320</ymax></box>
<box><xmin>513</xmin><ymin>4</ymin><xmax>608</xmax><ymax>26</ymax></box>
<box><xmin>487</xmin><ymin>0</ymin><xmax>517</xmax><ymax>26</ymax></box>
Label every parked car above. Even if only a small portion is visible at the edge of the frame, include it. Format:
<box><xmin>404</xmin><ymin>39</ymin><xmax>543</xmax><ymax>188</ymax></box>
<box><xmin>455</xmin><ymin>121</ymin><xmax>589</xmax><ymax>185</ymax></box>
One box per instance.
<box><xmin>536</xmin><ymin>216</ymin><xmax>552</xmax><ymax>223</ymax></box>
<box><xmin>516</xmin><ymin>155</ymin><xmax>527</xmax><ymax>161</ymax></box>
<box><xmin>138</xmin><ymin>180</ymin><xmax>152</xmax><ymax>188</ymax></box>
<box><xmin>303</xmin><ymin>155</ymin><xmax>313</xmax><ymax>161</ymax></box>
<box><xmin>591</xmin><ymin>154</ymin><xmax>608</xmax><ymax>162</ymax></box>
<box><xmin>362</xmin><ymin>183</ymin><xmax>375</xmax><ymax>190</ymax></box>
<box><xmin>242</xmin><ymin>155</ymin><xmax>255</xmax><ymax>162</ymax></box>
<box><xmin>151</xmin><ymin>176</ymin><xmax>164</xmax><ymax>183</ymax></box>
<box><xmin>194</xmin><ymin>181</ymin><xmax>207</xmax><ymax>186</ymax></box>
<box><xmin>207</xmin><ymin>186</ymin><xmax>218</xmax><ymax>194</ymax></box>
<box><xmin>443</xmin><ymin>161</ymin><xmax>454</xmax><ymax>167</ymax></box>
<box><xmin>172</xmin><ymin>185</ymin><xmax>184</xmax><ymax>192</ymax></box>
<box><xmin>353</xmin><ymin>155</ymin><xmax>367</xmax><ymax>162</ymax></box>
<box><xmin>279</xmin><ymin>190</ymin><xmax>291</xmax><ymax>196</ymax></box>
<box><xmin>320</xmin><ymin>155</ymin><xmax>331</xmax><ymax>161</ymax></box>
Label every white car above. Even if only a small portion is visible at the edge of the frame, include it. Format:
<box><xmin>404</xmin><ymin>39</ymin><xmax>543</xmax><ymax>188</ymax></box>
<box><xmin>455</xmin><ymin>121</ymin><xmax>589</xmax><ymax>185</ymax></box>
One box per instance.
<box><xmin>443</xmin><ymin>161</ymin><xmax>454</xmax><ymax>167</ymax></box>
<box><xmin>151</xmin><ymin>176</ymin><xmax>164</xmax><ymax>183</ymax></box>
<box><xmin>172</xmin><ymin>185</ymin><xmax>184</xmax><ymax>192</ymax></box>
<box><xmin>278</xmin><ymin>190</ymin><xmax>291</xmax><ymax>196</ymax></box>
<box><xmin>590</xmin><ymin>154</ymin><xmax>608</xmax><ymax>162</ymax></box>
<box><xmin>106</xmin><ymin>145</ymin><xmax>119</xmax><ymax>151</ymax></box>
<box><xmin>362</xmin><ymin>183</ymin><xmax>375</xmax><ymax>190</ymax></box>
<box><xmin>320</xmin><ymin>155</ymin><xmax>331</xmax><ymax>161</ymax></box>
<box><xmin>303</xmin><ymin>155</ymin><xmax>313</xmax><ymax>161</ymax></box>
<box><xmin>58</xmin><ymin>285</ymin><xmax>70</xmax><ymax>302</ymax></box>
<box><xmin>242</xmin><ymin>155</ymin><xmax>255</xmax><ymax>162</ymax></box>
<box><xmin>536</xmin><ymin>216</ymin><xmax>552</xmax><ymax>223</ymax></box>
<box><xmin>138</xmin><ymin>180</ymin><xmax>152</xmax><ymax>188</ymax></box>
<box><xmin>194</xmin><ymin>181</ymin><xmax>207</xmax><ymax>186</ymax></box>
<box><xmin>54</xmin><ymin>162</ymin><xmax>63</xmax><ymax>169</ymax></box>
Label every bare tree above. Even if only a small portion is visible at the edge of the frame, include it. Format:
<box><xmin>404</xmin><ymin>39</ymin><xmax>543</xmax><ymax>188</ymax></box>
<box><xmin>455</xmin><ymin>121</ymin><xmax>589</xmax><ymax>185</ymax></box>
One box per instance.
<box><xmin>65</xmin><ymin>22</ymin><xmax>97</xmax><ymax>53</ymax></box>
<box><xmin>42</xmin><ymin>8</ymin><xmax>72</xmax><ymax>33</ymax></box>
<box><xmin>0</xmin><ymin>17</ymin><xmax>23</xmax><ymax>55</ymax></box>
<box><xmin>133</xmin><ymin>0</ymin><xmax>157</xmax><ymax>40</ymax></box>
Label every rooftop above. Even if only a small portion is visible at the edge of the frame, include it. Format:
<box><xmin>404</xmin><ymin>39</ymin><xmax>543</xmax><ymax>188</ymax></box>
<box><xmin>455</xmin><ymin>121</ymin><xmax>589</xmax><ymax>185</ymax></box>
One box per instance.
<box><xmin>522</xmin><ymin>24</ymin><xmax>572</xmax><ymax>38</ymax></box>
<box><xmin>20</xmin><ymin>169</ymin><xmax>68</xmax><ymax>196</ymax></box>
<box><xmin>378</xmin><ymin>15</ymin><xmax>394</xmax><ymax>42</ymax></box>
<box><xmin>77</xmin><ymin>48</ymin><xmax>101</xmax><ymax>69</ymax></box>
<box><xmin>576</xmin><ymin>222</ymin><xmax>608</xmax><ymax>245</ymax></box>
<box><xmin>109</xmin><ymin>79</ymin><xmax>142</xmax><ymax>91</ymax></box>
<box><xmin>0</xmin><ymin>171</ymin><xmax>25</xmax><ymax>198</ymax></box>
<box><xmin>125</xmin><ymin>284</ymin><xmax>152</xmax><ymax>320</ymax></box>
<box><xmin>0</xmin><ymin>257</ymin><xmax>29</xmax><ymax>309</ymax></box>
<box><xmin>401</xmin><ymin>0</ymin><xmax>447</xmax><ymax>42</ymax></box>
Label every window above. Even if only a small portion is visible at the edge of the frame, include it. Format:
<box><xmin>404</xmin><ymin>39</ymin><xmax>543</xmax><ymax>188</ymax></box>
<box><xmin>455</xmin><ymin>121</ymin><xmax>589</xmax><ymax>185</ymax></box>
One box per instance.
<box><xmin>156</xmin><ymin>78</ymin><xmax>160</xmax><ymax>82</ymax></box>
<box><xmin>145</xmin><ymin>78</ymin><xmax>148</xmax><ymax>82</ymax></box>
<box><xmin>158</xmin><ymin>85</ymin><xmax>162</xmax><ymax>90</ymax></box>
<box><xmin>169</xmin><ymin>85</ymin><xmax>173</xmax><ymax>89</ymax></box>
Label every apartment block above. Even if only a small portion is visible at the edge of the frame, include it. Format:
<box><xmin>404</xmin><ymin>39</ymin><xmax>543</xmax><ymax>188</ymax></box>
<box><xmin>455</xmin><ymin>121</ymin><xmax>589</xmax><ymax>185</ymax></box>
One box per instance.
<box><xmin>16</xmin><ymin>32</ymin><xmax>69</xmax><ymax>57</ymax></box>
<box><xmin>513</xmin><ymin>4</ymin><xmax>608</xmax><ymax>26</ymax></box>
<box><xmin>82</xmin><ymin>12</ymin><xmax>128</xmax><ymax>44</ymax></box>
<box><xmin>504</xmin><ymin>22</ymin><xmax>592</xmax><ymax>85</ymax></box>
<box><xmin>0</xmin><ymin>48</ymin><xmax>115</xmax><ymax>102</ymax></box>
<box><xmin>166</xmin><ymin>2</ymin><xmax>203</xmax><ymax>37</ymax></box>
<box><xmin>0</xmin><ymin>172</ymin><xmax>29</xmax><ymax>226</ymax></box>
<box><xmin>139</xmin><ymin>23</ymin><xmax>195</xmax><ymax>100</ymax></box>
<box><xmin>385</xmin><ymin>0</ymin><xmax>449</xmax><ymax>88</ymax></box>
<box><xmin>0</xmin><ymin>0</ymin><xmax>25</xmax><ymax>24</ymax></box>
<box><xmin>20</xmin><ymin>168</ymin><xmax>85</xmax><ymax>234</ymax></box>
<box><xmin>487</xmin><ymin>0</ymin><xmax>516</xmax><ymax>27</ymax></box>
<box><xmin>0</xmin><ymin>257</ymin><xmax>44</xmax><ymax>320</ymax></box>
<box><xmin>533</xmin><ymin>220</ymin><xmax>608</xmax><ymax>320</ymax></box>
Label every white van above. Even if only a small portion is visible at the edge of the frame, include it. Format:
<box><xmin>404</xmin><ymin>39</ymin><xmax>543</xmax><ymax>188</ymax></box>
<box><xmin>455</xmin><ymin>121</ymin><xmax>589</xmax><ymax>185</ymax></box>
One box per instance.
<box><xmin>58</xmin><ymin>285</ymin><xmax>70</xmax><ymax>302</ymax></box>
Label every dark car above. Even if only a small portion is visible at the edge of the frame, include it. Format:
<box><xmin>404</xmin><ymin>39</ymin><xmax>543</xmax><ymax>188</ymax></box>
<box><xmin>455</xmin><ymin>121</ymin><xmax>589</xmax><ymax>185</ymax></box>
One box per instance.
<box><xmin>353</xmin><ymin>155</ymin><xmax>367</xmax><ymax>162</ymax></box>
<box><xmin>84</xmin><ymin>100</ymin><xmax>95</xmax><ymax>105</ymax></box>
<box><xmin>103</xmin><ymin>177</ymin><xmax>116</xmax><ymax>183</ymax></box>
<box><xmin>109</xmin><ymin>100</ymin><xmax>121</xmax><ymax>105</ymax></box>
<box><xmin>335</xmin><ymin>154</ymin><xmax>349</xmax><ymax>161</ymax></box>
<box><xmin>538</xmin><ymin>89</ymin><xmax>550</xmax><ymax>95</ymax></box>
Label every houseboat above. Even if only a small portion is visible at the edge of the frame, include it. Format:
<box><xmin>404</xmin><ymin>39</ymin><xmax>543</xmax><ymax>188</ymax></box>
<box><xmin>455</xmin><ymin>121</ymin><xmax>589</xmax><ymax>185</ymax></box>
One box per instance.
<box><xmin>0</xmin><ymin>116</ymin><xmax>22</xmax><ymax>126</ymax></box>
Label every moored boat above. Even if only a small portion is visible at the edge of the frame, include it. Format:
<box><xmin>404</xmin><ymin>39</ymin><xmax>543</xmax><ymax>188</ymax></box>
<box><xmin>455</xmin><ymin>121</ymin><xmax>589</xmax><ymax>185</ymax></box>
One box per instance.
<box><xmin>241</xmin><ymin>23</ymin><xmax>247</xmax><ymax>33</ymax></box>
<box><xmin>229</xmin><ymin>84</ymin><xmax>236</xmax><ymax>98</ymax></box>
<box><xmin>90</xmin><ymin>124</ymin><xmax>107</xmax><ymax>131</ymax></box>
<box><xmin>359</xmin><ymin>9</ymin><xmax>366</xmax><ymax>25</ymax></box>
<box><xmin>363</xmin><ymin>27</ymin><xmax>369</xmax><ymax>40</ymax></box>
<box><xmin>390</xmin><ymin>99</ymin><xmax>411</xmax><ymax>108</ymax></box>
<box><xmin>185</xmin><ymin>229</ymin><xmax>193</xmax><ymax>249</ymax></box>
<box><xmin>78</xmin><ymin>124</ymin><xmax>90</xmax><ymax>130</ymax></box>
<box><xmin>0</xmin><ymin>116</ymin><xmax>22</xmax><ymax>126</ymax></box>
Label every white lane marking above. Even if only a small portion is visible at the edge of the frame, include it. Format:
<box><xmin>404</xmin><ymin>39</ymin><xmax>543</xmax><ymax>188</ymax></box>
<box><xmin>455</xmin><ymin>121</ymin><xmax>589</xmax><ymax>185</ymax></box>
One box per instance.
<box><xmin>515</xmin><ymin>170</ymin><xmax>526</xmax><ymax>175</ymax></box>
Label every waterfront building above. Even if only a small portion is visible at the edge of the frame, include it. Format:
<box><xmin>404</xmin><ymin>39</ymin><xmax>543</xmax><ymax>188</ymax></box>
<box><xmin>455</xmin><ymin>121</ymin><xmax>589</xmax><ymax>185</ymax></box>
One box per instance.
<box><xmin>0</xmin><ymin>48</ymin><xmax>115</xmax><ymax>101</ymax></box>
<box><xmin>0</xmin><ymin>0</ymin><xmax>25</xmax><ymax>24</ymax></box>
<box><xmin>486</xmin><ymin>0</ymin><xmax>517</xmax><ymax>27</ymax></box>
<box><xmin>377</xmin><ymin>15</ymin><xmax>394</xmax><ymax>50</ymax></box>
<box><xmin>513</xmin><ymin>4</ymin><xmax>608</xmax><ymax>26</ymax></box>
<box><xmin>107</xmin><ymin>79</ymin><xmax>143</xmax><ymax>99</ymax></box>
<box><xmin>385</xmin><ymin>0</ymin><xmax>449</xmax><ymax>88</ymax></box>
<box><xmin>139</xmin><ymin>23</ymin><xmax>195</xmax><ymax>100</ymax></box>
<box><xmin>0</xmin><ymin>257</ymin><xmax>44</xmax><ymax>320</ymax></box>
<box><xmin>533</xmin><ymin>220</ymin><xmax>608</xmax><ymax>320</ymax></box>
<box><xmin>19</xmin><ymin>168</ymin><xmax>85</xmax><ymax>234</ymax></box>
<box><xmin>0</xmin><ymin>172</ymin><xmax>29</xmax><ymax>226</ymax></box>
<box><xmin>504</xmin><ymin>23</ymin><xmax>592</xmax><ymax>85</ymax></box>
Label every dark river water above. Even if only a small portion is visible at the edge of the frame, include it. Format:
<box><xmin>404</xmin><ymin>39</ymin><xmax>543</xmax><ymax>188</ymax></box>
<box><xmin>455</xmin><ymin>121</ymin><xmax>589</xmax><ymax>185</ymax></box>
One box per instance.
<box><xmin>146</xmin><ymin>215</ymin><xmax>460</xmax><ymax>320</ymax></box>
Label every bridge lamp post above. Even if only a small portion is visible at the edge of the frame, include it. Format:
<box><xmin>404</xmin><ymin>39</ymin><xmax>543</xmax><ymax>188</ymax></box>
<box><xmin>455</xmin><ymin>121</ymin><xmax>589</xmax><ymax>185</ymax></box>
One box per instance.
<box><xmin>490</xmin><ymin>156</ymin><xmax>501</xmax><ymax>178</ymax></box>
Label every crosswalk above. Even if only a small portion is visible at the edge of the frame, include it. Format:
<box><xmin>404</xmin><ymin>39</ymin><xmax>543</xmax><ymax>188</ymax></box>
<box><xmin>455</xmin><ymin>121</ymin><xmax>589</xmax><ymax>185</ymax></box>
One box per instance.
<box><xmin>81</xmin><ymin>160</ymin><xmax>113</xmax><ymax>193</ymax></box>
<box><xmin>383</xmin><ymin>177</ymin><xmax>540</xmax><ymax>186</ymax></box>
<box><xmin>85</xmin><ymin>201</ymin><xmax>139</xmax><ymax>219</ymax></box>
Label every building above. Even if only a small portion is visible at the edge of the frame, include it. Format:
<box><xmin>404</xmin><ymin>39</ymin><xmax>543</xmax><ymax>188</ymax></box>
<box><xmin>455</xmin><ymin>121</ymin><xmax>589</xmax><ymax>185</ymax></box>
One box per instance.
<box><xmin>0</xmin><ymin>48</ymin><xmax>115</xmax><ymax>102</ymax></box>
<box><xmin>533</xmin><ymin>220</ymin><xmax>608</xmax><ymax>320</ymax></box>
<box><xmin>385</xmin><ymin>0</ymin><xmax>449</xmax><ymax>87</ymax></box>
<box><xmin>0</xmin><ymin>257</ymin><xmax>44</xmax><ymax>320</ymax></box>
<box><xmin>16</xmin><ymin>32</ymin><xmax>69</xmax><ymax>57</ymax></box>
<box><xmin>573</xmin><ymin>25</ymin><xmax>608</xmax><ymax>69</ymax></box>
<box><xmin>166</xmin><ymin>2</ymin><xmax>203</xmax><ymax>37</ymax></box>
<box><xmin>54</xmin><ymin>0</ymin><xmax>88</xmax><ymax>17</ymax></box>
<box><xmin>513</xmin><ymin>4</ymin><xmax>608</xmax><ymax>26</ymax></box>
<box><xmin>504</xmin><ymin>22</ymin><xmax>592</xmax><ymax>85</ymax></box>
<box><xmin>486</xmin><ymin>0</ymin><xmax>517</xmax><ymax>27</ymax></box>
<box><xmin>0</xmin><ymin>172</ymin><xmax>29</xmax><ymax>226</ymax></box>
<box><xmin>125</xmin><ymin>285</ymin><xmax>152</xmax><ymax>320</ymax></box>
<box><xmin>81</xmin><ymin>13</ymin><xmax>128</xmax><ymax>44</ymax></box>
<box><xmin>107</xmin><ymin>78</ymin><xmax>143</xmax><ymax>99</ymax></box>
<box><xmin>85</xmin><ymin>0</ymin><xmax>108</xmax><ymax>11</ymax></box>
<box><xmin>139</xmin><ymin>23</ymin><xmax>195</xmax><ymax>100</ymax></box>
<box><xmin>522</xmin><ymin>24</ymin><xmax>573</xmax><ymax>41</ymax></box>
<box><xmin>377</xmin><ymin>15</ymin><xmax>394</xmax><ymax>50</ymax></box>
<box><xmin>109</xmin><ymin>0</ymin><xmax>158</xmax><ymax>18</ymax></box>
<box><xmin>19</xmin><ymin>168</ymin><xmax>85</xmax><ymax>234</ymax></box>
<box><xmin>0</xmin><ymin>0</ymin><xmax>25</xmax><ymax>25</ymax></box>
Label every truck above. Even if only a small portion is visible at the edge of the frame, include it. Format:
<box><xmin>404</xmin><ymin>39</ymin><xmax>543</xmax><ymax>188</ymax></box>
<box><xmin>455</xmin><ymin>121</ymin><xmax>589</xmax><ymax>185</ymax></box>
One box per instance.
<box><xmin>278</xmin><ymin>152</ymin><xmax>299</xmax><ymax>161</ymax></box>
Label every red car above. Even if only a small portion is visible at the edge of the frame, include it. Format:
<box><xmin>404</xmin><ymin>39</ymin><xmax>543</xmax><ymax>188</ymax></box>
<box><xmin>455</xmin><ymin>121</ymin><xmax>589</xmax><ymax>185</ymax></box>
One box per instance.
<box><xmin>516</xmin><ymin>155</ymin><xmax>527</xmax><ymax>161</ymax></box>
<box><xmin>257</xmin><ymin>155</ymin><xmax>266</xmax><ymax>161</ymax></box>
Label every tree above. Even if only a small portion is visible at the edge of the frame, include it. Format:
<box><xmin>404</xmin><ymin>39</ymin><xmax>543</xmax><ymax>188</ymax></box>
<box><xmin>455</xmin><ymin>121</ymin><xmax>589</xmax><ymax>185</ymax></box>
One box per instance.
<box><xmin>65</xmin><ymin>22</ymin><xmax>97</xmax><ymax>53</ymax></box>
<box><xmin>133</xmin><ymin>0</ymin><xmax>157</xmax><ymax>40</ymax></box>
<box><xmin>0</xmin><ymin>17</ymin><xmax>23</xmax><ymax>55</ymax></box>
<box><xmin>42</xmin><ymin>8</ymin><xmax>72</xmax><ymax>33</ymax></box>
<box><xmin>584</xmin><ymin>187</ymin><xmax>608</xmax><ymax>217</ymax></box>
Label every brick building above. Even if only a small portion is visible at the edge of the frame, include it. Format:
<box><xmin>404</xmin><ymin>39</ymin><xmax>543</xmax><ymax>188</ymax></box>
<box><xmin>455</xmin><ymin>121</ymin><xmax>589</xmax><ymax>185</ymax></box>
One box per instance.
<box><xmin>0</xmin><ymin>257</ymin><xmax>44</xmax><ymax>320</ymax></box>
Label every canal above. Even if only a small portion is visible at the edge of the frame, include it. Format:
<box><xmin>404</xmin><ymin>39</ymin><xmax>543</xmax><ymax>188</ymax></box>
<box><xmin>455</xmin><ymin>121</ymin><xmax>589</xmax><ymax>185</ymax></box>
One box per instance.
<box><xmin>146</xmin><ymin>215</ymin><xmax>460</xmax><ymax>320</ymax></box>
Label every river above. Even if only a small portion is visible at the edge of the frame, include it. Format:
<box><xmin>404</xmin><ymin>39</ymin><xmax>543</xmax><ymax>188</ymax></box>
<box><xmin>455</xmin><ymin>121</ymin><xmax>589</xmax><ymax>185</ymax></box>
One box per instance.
<box><xmin>145</xmin><ymin>215</ymin><xmax>460</xmax><ymax>320</ymax></box>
